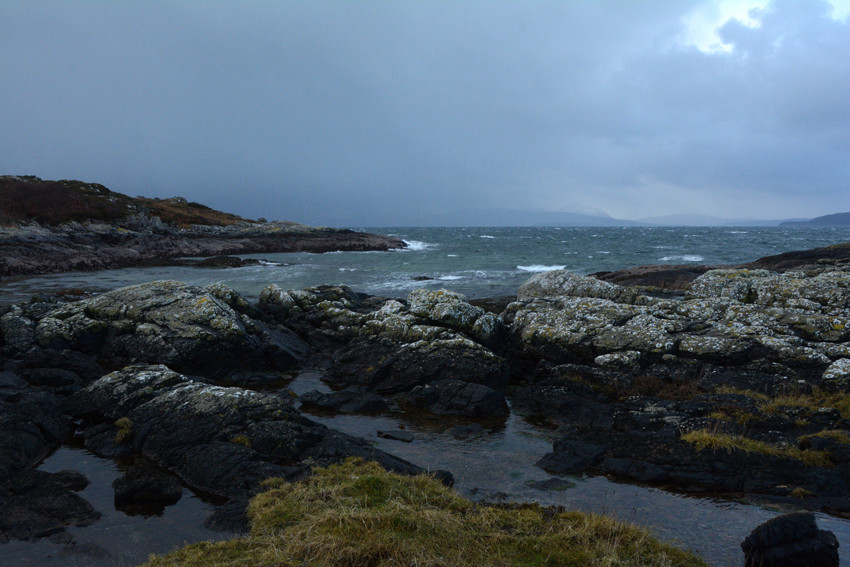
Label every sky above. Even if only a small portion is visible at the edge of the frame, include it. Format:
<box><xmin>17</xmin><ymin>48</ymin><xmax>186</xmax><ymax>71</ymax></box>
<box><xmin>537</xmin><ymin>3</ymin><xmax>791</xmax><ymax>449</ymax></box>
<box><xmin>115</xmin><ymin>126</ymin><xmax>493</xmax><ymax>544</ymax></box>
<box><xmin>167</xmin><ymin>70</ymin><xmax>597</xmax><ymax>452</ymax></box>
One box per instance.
<box><xmin>2</xmin><ymin>1</ymin><xmax>849</xmax><ymax>226</ymax></box>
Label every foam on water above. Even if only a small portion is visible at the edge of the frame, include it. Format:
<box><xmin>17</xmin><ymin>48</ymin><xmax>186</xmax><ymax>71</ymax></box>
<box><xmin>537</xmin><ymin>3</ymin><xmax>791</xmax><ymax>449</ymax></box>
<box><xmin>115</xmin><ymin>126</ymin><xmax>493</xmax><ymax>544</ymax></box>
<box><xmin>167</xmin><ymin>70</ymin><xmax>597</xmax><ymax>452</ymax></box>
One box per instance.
<box><xmin>517</xmin><ymin>265</ymin><xmax>566</xmax><ymax>272</ymax></box>
<box><xmin>402</xmin><ymin>240</ymin><xmax>434</xmax><ymax>251</ymax></box>
<box><xmin>658</xmin><ymin>255</ymin><xmax>705</xmax><ymax>262</ymax></box>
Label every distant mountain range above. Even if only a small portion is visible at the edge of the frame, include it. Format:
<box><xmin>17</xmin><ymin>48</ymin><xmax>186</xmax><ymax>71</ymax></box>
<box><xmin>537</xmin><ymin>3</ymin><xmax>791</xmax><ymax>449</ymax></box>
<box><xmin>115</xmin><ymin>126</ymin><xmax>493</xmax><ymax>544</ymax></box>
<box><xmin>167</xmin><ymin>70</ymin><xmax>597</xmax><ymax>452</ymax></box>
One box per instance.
<box><xmin>780</xmin><ymin>212</ymin><xmax>850</xmax><ymax>227</ymax></box>
<box><xmin>360</xmin><ymin>208</ymin><xmax>820</xmax><ymax>227</ymax></box>
<box><xmin>308</xmin><ymin>206</ymin><xmax>850</xmax><ymax>228</ymax></box>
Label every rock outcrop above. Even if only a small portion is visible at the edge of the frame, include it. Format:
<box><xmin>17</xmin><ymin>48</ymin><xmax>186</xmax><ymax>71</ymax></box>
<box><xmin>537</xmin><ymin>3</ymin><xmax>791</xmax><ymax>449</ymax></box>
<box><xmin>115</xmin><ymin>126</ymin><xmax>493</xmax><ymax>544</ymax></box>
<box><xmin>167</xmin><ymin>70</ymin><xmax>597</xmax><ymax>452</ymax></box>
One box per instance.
<box><xmin>0</xmin><ymin>176</ymin><xmax>407</xmax><ymax>277</ymax></box>
<box><xmin>509</xmin><ymin>268</ymin><xmax>850</xmax><ymax>505</ymax></box>
<box><xmin>260</xmin><ymin>285</ymin><xmax>511</xmax><ymax>418</ymax></box>
<box><xmin>69</xmin><ymin>365</ymin><xmax>425</xmax><ymax>501</ymax></box>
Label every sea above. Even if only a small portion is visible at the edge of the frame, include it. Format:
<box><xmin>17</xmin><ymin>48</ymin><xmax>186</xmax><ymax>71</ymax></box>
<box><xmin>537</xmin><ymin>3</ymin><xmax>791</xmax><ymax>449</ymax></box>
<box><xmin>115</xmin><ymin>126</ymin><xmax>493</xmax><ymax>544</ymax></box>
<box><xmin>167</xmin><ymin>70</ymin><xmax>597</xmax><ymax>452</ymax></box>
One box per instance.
<box><xmin>5</xmin><ymin>225</ymin><xmax>850</xmax><ymax>567</ymax></box>
<box><xmin>3</xmin><ymin>225</ymin><xmax>850</xmax><ymax>304</ymax></box>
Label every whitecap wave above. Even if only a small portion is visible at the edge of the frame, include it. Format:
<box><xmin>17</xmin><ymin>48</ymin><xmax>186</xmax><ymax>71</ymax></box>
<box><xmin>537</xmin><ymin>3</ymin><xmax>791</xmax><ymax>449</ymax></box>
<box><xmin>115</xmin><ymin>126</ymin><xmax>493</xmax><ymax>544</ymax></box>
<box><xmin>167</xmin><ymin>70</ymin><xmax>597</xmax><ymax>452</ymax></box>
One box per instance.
<box><xmin>517</xmin><ymin>264</ymin><xmax>566</xmax><ymax>272</ymax></box>
<box><xmin>438</xmin><ymin>275</ymin><xmax>463</xmax><ymax>281</ymax></box>
<box><xmin>402</xmin><ymin>240</ymin><xmax>434</xmax><ymax>251</ymax></box>
<box><xmin>480</xmin><ymin>235</ymin><xmax>496</xmax><ymax>239</ymax></box>
<box><xmin>658</xmin><ymin>255</ymin><xmax>704</xmax><ymax>262</ymax></box>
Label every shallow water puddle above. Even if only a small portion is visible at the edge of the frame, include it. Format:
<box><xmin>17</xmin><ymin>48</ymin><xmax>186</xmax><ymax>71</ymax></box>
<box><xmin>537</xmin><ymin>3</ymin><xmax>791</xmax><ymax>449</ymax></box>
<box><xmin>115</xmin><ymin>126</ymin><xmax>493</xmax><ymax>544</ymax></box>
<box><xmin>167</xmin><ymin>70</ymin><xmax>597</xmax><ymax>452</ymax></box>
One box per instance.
<box><xmin>5</xmin><ymin>448</ymin><xmax>228</xmax><ymax>567</ymax></box>
<box><xmin>289</xmin><ymin>369</ymin><xmax>850</xmax><ymax>567</ymax></box>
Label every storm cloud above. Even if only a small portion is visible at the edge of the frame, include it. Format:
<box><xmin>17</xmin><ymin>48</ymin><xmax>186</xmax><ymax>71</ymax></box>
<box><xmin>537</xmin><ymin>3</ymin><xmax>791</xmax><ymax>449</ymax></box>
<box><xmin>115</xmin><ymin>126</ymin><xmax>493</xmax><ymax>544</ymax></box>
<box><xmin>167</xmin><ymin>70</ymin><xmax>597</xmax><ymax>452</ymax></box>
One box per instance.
<box><xmin>2</xmin><ymin>1</ymin><xmax>849</xmax><ymax>225</ymax></box>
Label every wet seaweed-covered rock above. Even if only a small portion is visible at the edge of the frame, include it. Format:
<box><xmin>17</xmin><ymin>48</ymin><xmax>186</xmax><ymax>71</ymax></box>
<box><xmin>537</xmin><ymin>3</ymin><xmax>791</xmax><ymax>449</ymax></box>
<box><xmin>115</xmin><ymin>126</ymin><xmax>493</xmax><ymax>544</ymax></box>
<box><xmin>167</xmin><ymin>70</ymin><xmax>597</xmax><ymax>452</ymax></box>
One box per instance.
<box><xmin>741</xmin><ymin>512</ymin><xmax>839</xmax><ymax>567</ymax></box>
<box><xmin>68</xmin><ymin>364</ymin><xmax>428</xmax><ymax>501</ymax></box>
<box><xmin>3</xmin><ymin>281</ymin><xmax>309</xmax><ymax>383</ymax></box>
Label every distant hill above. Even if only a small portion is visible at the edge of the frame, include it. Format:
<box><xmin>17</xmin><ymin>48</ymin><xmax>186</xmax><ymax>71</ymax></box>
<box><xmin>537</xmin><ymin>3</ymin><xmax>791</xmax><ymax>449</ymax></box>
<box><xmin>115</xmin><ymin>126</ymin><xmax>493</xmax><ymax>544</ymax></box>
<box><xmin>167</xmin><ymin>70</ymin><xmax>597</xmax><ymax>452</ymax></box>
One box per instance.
<box><xmin>359</xmin><ymin>208</ymin><xmax>645</xmax><ymax>227</ymax></box>
<box><xmin>780</xmin><ymin>212</ymin><xmax>850</xmax><ymax>227</ymax></box>
<box><xmin>0</xmin><ymin>175</ymin><xmax>251</xmax><ymax>227</ymax></box>
<box><xmin>636</xmin><ymin>214</ymin><xmax>807</xmax><ymax>227</ymax></box>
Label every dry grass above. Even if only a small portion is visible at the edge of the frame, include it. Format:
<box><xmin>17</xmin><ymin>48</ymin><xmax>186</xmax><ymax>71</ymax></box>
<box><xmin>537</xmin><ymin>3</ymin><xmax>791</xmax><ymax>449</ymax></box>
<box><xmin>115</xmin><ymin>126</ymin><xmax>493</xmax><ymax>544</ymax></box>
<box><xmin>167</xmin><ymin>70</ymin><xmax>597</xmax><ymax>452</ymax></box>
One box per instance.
<box><xmin>143</xmin><ymin>458</ymin><xmax>707</xmax><ymax>567</ymax></box>
<box><xmin>681</xmin><ymin>429</ymin><xmax>831</xmax><ymax>467</ymax></box>
<box><xmin>0</xmin><ymin>177</ymin><xmax>250</xmax><ymax>227</ymax></box>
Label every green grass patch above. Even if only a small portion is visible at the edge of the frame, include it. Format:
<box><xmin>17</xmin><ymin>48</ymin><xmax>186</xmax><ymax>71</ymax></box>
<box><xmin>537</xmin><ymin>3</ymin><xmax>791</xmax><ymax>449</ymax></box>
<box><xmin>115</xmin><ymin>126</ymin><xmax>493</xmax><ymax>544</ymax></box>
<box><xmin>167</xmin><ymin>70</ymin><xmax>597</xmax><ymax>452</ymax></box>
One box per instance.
<box><xmin>681</xmin><ymin>429</ymin><xmax>831</xmax><ymax>467</ymax></box>
<box><xmin>143</xmin><ymin>458</ymin><xmax>707</xmax><ymax>567</ymax></box>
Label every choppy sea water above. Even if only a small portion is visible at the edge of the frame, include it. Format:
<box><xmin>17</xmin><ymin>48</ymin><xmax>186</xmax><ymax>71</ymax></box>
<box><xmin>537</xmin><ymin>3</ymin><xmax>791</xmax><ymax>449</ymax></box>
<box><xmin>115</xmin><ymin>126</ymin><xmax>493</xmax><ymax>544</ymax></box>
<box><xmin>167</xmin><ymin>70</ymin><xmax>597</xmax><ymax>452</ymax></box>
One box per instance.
<box><xmin>5</xmin><ymin>226</ymin><xmax>850</xmax><ymax>566</ymax></box>
<box><xmin>3</xmin><ymin>226</ymin><xmax>850</xmax><ymax>304</ymax></box>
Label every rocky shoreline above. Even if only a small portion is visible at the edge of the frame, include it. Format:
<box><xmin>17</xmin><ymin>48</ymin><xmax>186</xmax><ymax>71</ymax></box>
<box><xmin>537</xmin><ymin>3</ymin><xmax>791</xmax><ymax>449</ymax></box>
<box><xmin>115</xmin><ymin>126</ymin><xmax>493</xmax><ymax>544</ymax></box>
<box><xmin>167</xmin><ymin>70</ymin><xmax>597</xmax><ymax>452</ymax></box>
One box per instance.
<box><xmin>3</xmin><ymin>238</ymin><xmax>850</xmax><ymax>564</ymax></box>
<box><xmin>0</xmin><ymin>219</ymin><xmax>406</xmax><ymax>277</ymax></box>
<box><xmin>0</xmin><ymin>175</ymin><xmax>406</xmax><ymax>277</ymax></box>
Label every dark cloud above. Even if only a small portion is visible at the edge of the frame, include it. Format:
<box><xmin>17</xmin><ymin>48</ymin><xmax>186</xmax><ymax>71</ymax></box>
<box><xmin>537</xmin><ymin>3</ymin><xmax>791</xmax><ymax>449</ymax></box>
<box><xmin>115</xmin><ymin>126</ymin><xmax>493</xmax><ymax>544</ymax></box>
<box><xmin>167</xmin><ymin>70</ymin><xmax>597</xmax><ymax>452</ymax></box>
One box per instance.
<box><xmin>1</xmin><ymin>1</ymin><xmax>848</xmax><ymax>225</ymax></box>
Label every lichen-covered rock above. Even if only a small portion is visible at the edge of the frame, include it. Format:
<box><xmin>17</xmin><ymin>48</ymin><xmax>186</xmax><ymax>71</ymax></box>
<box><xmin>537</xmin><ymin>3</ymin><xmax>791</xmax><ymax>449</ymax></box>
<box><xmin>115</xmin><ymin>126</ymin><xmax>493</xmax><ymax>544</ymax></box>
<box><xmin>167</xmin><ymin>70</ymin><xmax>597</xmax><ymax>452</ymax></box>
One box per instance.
<box><xmin>687</xmin><ymin>269</ymin><xmax>850</xmax><ymax>313</ymax></box>
<box><xmin>10</xmin><ymin>281</ymin><xmax>309</xmax><ymax>382</ymax></box>
<box><xmin>517</xmin><ymin>270</ymin><xmax>647</xmax><ymax>304</ymax></box>
<box><xmin>509</xmin><ymin>268</ymin><xmax>850</xmax><ymax>383</ymax></box>
<box><xmin>69</xmin><ymin>365</ymin><xmax>425</xmax><ymax>500</ymax></box>
<box><xmin>822</xmin><ymin>359</ymin><xmax>850</xmax><ymax>392</ymax></box>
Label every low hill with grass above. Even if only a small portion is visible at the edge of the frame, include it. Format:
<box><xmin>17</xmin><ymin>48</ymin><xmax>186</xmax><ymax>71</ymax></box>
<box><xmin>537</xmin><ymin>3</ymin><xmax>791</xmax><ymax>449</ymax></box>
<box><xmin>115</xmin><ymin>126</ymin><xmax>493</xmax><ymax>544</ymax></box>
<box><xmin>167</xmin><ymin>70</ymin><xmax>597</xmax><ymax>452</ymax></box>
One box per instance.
<box><xmin>0</xmin><ymin>175</ymin><xmax>249</xmax><ymax>227</ymax></box>
<box><xmin>144</xmin><ymin>458</ymin><xmax>707</xmax><ymax>567</ymax></box>
<box><xmin>0</xmin><ymin>175</ymin><xmax>406</xmax><ymax>276</ymax></box>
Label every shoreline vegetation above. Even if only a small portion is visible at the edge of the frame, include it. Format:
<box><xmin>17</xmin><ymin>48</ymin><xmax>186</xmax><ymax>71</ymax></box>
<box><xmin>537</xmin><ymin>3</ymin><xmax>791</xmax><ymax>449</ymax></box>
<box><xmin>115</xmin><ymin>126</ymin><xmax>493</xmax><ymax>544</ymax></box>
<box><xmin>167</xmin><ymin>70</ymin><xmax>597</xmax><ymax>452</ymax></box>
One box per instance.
<box><xmin>2</xmin><ymin>176</ymin><xmax>850</xmax><ymax>564</ymax></box>
<box><xmin>143</xmin><ymin>458</ymin><xmax>708</xmax><ymax>567</ymax></box>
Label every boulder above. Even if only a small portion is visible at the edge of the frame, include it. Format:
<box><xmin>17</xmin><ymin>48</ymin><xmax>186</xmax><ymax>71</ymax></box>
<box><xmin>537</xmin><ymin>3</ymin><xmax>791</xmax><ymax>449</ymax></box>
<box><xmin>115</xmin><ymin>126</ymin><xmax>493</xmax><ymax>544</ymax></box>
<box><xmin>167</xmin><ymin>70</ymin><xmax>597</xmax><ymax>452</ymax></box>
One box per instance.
<box><xmin>741</xmin><ymin>512</ymin><xmax>839</xmax><ymax>567</ymax></box>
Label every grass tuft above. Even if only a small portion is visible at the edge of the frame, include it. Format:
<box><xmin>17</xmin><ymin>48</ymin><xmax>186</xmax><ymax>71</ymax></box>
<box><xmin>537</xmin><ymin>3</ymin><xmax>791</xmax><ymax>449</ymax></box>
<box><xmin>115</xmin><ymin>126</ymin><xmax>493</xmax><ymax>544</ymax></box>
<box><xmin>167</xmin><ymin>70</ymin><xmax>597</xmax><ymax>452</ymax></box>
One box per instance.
<box><xmin>143</xmin><ymin>457</ymin><xmax>707</xmax><ymax>567</ymax></box>
<box><xmin>114</xmin><ymin>417</ymin><xmax>134</xmax><ymax>444</ymax></box>
<box><xmin>681</xmin><ymin>429</ymin><xmax>831</xmax><ymax>467</ymax></box>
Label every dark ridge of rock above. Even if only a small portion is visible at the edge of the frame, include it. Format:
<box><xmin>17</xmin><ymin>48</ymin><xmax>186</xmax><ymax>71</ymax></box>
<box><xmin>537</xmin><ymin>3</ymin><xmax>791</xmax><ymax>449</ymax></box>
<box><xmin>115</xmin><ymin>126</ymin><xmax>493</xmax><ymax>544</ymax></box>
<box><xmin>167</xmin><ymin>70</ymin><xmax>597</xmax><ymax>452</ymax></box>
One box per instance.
<box><xmin>403</xmin><ymin>379</ymin><xmax>509</xmax><ymax>418</ymax></box>
<box><xmin>592</xmin><ymin>264</ymin><xmax>715</xmax><ymax>290</ymax></box>
<box><xmin>741</xmin><ymin>512</ymin><xmax>839</xmax><ymax>567</ymax></box>
<box><xmin>68</xmin><ymin>364</ymin><xmax>426</xmax><ymax>501</ymax></box>
<box><xmin>377</xmin><ymin>430</ymin><xmax>416</xmax><ymax>443</ymax></box>
<box><xmin>592</xmin><ymin>241</ymin><xmax>850</xmax><ymax>290</ymax></box>
<box><xmin>299</xmin><ymin>388</ymin><xmax>389</xmax><ymax>413</ymax></box>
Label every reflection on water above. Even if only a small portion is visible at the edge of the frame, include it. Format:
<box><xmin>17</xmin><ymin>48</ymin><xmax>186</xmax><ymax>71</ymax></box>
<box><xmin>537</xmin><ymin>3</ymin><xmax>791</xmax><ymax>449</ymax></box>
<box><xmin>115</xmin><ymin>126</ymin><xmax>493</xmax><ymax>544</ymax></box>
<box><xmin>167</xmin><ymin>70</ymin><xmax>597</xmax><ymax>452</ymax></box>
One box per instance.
<box><xmin>289</xmin><ymin>370</ymin><xmax>850</xmax><ymax>567</ymax></box>
<box><xmin>5</xmin><ymin>370</ymin><xmax>850</xmax><ymax>567</ymax></box>
<box><xmin>5</xmin><ymin>449</ymin><xmax>229</xmax><ymax>567</ymax></box>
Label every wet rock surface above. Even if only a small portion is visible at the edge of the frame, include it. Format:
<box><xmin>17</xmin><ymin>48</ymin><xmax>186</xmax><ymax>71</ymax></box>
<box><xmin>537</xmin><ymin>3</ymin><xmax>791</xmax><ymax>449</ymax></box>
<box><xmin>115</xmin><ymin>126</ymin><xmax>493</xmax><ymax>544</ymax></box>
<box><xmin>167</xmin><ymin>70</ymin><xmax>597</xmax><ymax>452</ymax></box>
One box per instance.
<box><xmin>741</xmin><ymin>512</ymin><xmax>839</xmax><ymax>567</ymax></box>
<box><xmin>505</xmin><ymin>267</ymin><xmax>850</xmax><ymax>513</ymax></box>
<box><xmin>69</xmin><ymin>364</ymin><xmax>425</xmax><ymax>500</ymax></box>
<box><xmin>3</xmin><ymin>239</ymin><xmax>850</xmax><ymax>561</ymax></box>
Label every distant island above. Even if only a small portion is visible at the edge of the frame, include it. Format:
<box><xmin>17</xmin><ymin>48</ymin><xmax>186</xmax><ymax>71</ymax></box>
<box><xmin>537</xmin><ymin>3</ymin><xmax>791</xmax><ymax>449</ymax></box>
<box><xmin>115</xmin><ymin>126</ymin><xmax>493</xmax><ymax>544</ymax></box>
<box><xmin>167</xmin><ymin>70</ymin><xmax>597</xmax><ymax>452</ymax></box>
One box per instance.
<box><xmin>780</xmin><ymin>212</ymin><xmax>850</xmax><ymax>227</ymax></box>
<box><xmin>0</xmin><ymin>175</ymin><xmax>406</xmax><ymax>277</ymax></box>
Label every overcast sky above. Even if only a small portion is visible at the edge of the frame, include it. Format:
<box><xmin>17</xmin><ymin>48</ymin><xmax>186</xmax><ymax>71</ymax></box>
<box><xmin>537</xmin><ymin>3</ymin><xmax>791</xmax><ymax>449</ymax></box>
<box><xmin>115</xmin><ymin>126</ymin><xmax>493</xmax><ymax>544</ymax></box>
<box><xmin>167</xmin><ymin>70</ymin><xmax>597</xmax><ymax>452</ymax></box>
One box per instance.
<box><xmin>2</xmin><ymin>1</ymin><xmax>849</xmax><ymax>226</ymax></box>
